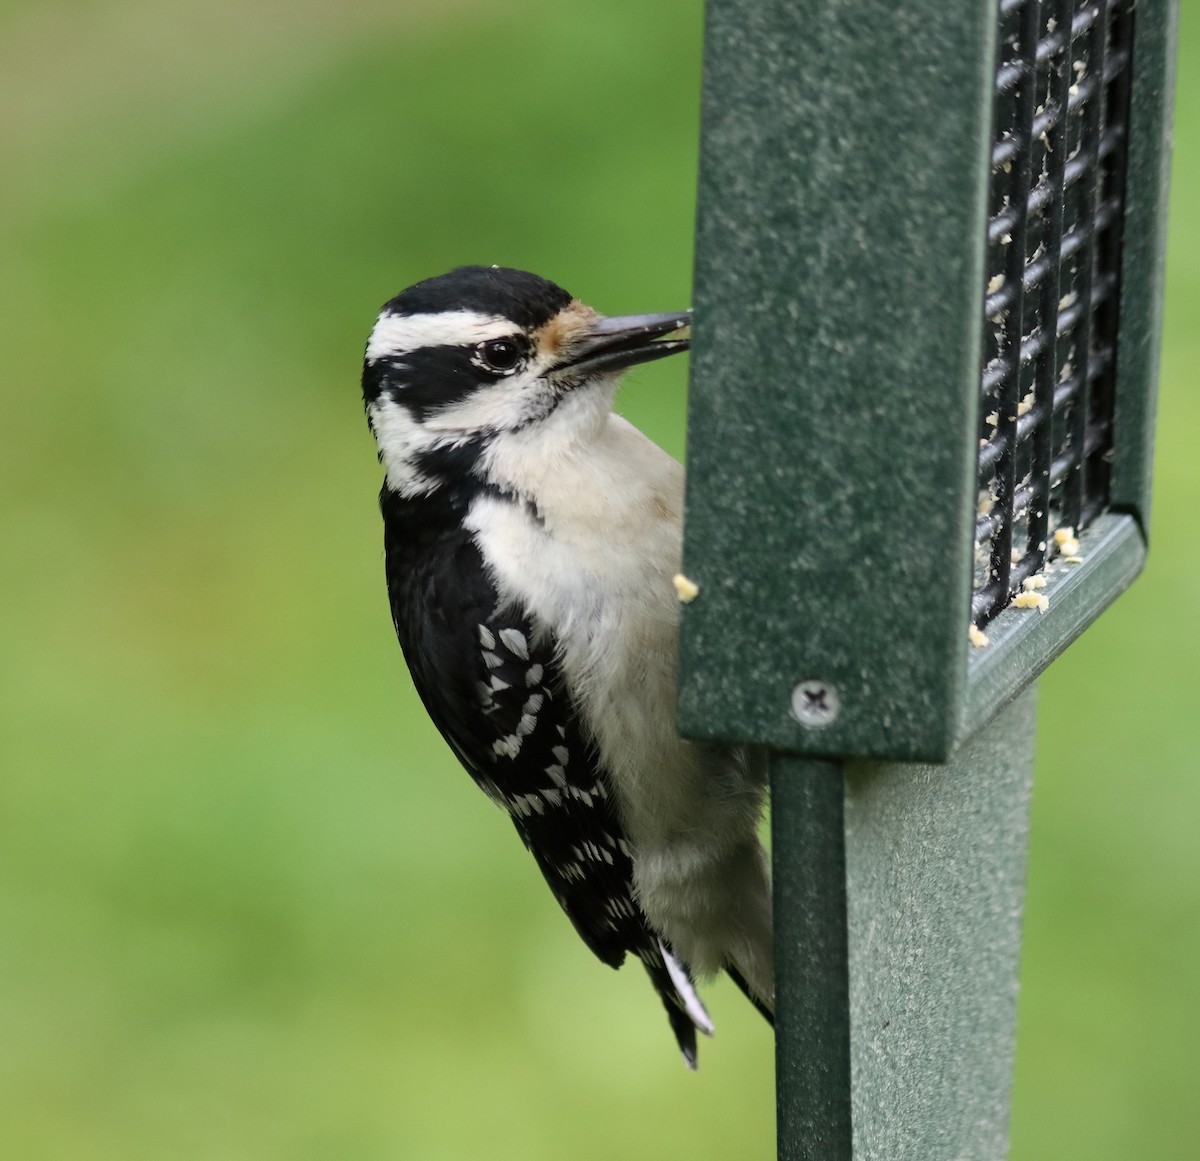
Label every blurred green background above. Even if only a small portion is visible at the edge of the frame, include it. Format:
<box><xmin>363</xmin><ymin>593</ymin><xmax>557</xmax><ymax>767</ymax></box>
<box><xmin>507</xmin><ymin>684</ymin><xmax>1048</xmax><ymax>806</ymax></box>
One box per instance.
<box><xmin>0</xmin><ymin>2</ymin><xmax>1194</xmax><ymax>1157</ymax></box>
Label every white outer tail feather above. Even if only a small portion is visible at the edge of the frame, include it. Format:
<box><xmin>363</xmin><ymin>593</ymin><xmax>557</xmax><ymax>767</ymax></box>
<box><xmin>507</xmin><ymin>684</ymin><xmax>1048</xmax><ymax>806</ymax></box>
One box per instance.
<box><xmin>658</xmin><ymin>938</ymin><xmax>715</xmax><ymax>1036</ymax></box>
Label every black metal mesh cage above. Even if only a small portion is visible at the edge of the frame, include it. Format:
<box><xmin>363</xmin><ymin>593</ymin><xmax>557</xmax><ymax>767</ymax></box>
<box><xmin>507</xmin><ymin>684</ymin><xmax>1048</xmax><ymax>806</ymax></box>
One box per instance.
<box><xmin>973</xmin><ymin>0</ymin><xmax>1134</xmax><ymax>625</ymax></box>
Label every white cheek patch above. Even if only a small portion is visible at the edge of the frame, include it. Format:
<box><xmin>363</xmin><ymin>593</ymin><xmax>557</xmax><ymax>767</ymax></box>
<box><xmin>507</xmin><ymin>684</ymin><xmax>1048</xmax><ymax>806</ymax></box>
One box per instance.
<box><xmin>423</xmin><ymin>373</ymin><xmax>552</xmax><ymax>435</ymax></box>
<box><xmin>367</xmin><ymin>396</ymin><xmax>445</xmax><ymax>496</ymax></box>
<box><xmin>366</xmin><ymin>310</ymin><xmax>515</xmax><ymax>363</ymax></box>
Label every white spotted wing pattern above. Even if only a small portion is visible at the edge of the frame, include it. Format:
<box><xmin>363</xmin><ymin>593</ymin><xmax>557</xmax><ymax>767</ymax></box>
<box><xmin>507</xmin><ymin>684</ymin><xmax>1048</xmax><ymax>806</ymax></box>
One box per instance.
<box><xmin>385</xmin><ymin>524</ymin><xmax>711</xmax><ymax>1064</ymax></box>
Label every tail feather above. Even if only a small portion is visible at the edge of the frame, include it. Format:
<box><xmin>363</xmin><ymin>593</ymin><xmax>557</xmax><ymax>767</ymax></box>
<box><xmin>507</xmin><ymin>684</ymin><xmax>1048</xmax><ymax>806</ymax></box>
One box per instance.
<box><xmin>664</xmin><ymin>999</ymin><xmax>700</xmax><ymax>1070</ymax></box>
<box><xmin>658</xmin><ymin>938</ymin><xmax>715</xmax><ymax>1036</ymax></box>
<box><xmin>638</xmin><ymin>941</ymin><xmax>714</xmax><ymax>1069</ymax></box>
<box><xmin>642</xmin><ymin>942</ymin><xmax>779</xmax><ymax>1067</ymax></box>
<box><xmin>726</xmin><ymin>963</ymin><xmax>775</xmax><ymax>1027</ymax></box>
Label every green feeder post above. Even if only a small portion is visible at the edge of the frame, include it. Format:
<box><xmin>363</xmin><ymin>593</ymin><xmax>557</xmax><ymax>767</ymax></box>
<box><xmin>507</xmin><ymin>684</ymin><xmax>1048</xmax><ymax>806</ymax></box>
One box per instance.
<box><xmin>677</xmin><ymin>2</ymin><xmax>1178</xmax><ymax>1158</ymax></box>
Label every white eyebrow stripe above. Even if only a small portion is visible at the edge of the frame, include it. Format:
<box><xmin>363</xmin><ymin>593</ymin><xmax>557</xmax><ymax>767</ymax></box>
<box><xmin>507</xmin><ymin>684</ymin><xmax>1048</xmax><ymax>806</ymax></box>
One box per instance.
<box><xmin>366</xmin><ymin>310</ymin><xmax>516</xmax><ymax>362</ymax></box>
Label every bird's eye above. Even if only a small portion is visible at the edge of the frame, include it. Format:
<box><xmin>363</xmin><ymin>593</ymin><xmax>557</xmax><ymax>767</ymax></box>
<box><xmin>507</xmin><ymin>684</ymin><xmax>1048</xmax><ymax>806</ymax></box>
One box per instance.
<box><xmin>475</xmin><ymin>338</ymin><xmax>523</xmax><ymax>374</ymax></box>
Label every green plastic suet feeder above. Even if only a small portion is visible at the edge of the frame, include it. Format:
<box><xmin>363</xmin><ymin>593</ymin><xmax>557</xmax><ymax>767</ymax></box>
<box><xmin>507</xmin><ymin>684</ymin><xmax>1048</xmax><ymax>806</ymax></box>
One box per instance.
<box><xmin>677</xmin><ymin>1</ymin><xmax>1178</xmax><ymax>1156</ymax></box>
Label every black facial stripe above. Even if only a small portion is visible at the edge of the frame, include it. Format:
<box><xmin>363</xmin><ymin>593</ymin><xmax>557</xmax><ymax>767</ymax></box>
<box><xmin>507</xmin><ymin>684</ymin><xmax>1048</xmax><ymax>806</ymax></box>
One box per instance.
<box><xmin>379</xmin><ymin>266</ymin><xmax>572</xmax><ymax>332</ymax></box>
<box><xmin>361</xmin><ymin>356</ymin><xmax>392</xmax><ymax>405</ymax></box>
<box><xmin>370</xmin><ymin>345</ymin><xmax>493</xmax><ymax>421</ymax></box>
<box><xmin>408</xmin><ymin>440</ymin><xmax>546</xmax><ymax>529</ymax></box>
<box><xmin>413</xmin><ymin>437</ymin><xmax>486</xmax><ymax>484</ymax></box>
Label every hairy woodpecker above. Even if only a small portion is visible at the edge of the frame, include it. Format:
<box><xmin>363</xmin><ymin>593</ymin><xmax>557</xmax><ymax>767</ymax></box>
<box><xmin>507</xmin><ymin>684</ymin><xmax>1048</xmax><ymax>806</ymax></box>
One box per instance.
<box><xmin>361</xmin><ymin>265</ymin><xmax>773</xmax><ymax>1066</ymax></box>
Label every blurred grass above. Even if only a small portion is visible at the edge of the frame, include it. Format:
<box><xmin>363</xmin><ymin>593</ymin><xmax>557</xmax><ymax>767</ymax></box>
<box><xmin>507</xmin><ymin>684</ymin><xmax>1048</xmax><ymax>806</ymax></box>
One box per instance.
<box><xmin>0</xmin><ymin>1</ymin><xmax>1194</xmax><ymax>1158</ymax></box>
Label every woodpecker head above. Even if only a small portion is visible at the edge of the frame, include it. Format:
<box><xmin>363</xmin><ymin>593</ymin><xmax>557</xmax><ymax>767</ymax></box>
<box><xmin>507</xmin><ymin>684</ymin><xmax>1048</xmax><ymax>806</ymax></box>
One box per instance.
<box><xmin>362</xmin><ymin>265</ymin><xmax>690</xmax><ymax>500</ymax></box>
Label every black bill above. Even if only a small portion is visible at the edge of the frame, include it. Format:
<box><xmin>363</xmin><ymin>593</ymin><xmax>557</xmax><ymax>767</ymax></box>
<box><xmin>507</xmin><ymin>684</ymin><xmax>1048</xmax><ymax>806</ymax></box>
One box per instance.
<box><xmin>557</xmin><ymin>311</ymin><xmax>692</xmax><ymax>376</ymax></box>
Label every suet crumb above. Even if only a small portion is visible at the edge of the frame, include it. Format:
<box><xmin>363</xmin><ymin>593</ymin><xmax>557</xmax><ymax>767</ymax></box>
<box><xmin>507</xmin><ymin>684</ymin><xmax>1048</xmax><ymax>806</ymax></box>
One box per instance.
<box><xmin>672</xmin><ymin>573</ymin><xmax>700</xmax><ymax>603</ymax></box>
<box><xmin>1054</xmin><ymin>526</ymin><xmax>1081</xmax><ymax>558</ymax></box>
<box><xmin>968</xmin><ymin>624</ymin><xmax>990</xmax><ymax>649</ymax></box>
<box><xmin>1013</xmin><ymin>591</ymin><xmax>1049</xmax><ymax>613</ymax></box>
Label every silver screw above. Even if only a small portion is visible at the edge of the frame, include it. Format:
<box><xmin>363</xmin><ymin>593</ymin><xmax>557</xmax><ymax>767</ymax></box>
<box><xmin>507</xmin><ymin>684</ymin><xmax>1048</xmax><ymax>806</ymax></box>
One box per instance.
<box><xmin>790</xmin><ymin>679</ymin><xmax>841</xmax><ymax>728</ymax></box>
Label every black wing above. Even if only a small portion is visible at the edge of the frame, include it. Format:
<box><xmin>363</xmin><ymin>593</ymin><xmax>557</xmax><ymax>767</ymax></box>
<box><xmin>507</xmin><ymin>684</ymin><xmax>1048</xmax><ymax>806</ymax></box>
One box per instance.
<box><xmin>383</xmin><ymin>505</ymin><xmax>710</xmax><ymax>1064</ymax></box>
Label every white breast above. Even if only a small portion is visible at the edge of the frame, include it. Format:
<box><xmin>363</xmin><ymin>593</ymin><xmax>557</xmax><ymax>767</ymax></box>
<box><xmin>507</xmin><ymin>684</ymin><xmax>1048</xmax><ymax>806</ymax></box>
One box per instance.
<box><xmin>466</xmin><ymin>406</ymin><xmax>774</xmax><ymax>998</ymax></box>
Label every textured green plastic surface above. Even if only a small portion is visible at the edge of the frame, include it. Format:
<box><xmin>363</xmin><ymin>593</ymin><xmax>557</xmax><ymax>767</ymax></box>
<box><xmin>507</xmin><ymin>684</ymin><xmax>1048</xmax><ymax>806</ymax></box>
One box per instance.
<box><xmin>844</xmin><ymin>688</ymin><xmax>1035</xmax><ymax>1159</ymax></box>
<box><xmin>1110</xmin><ymin>0</ymin><xmax>1179</xmax><ymax>532</ymax></box>
<box><xmin>771</xmin><ymin>691</ymin><xmax>1035</xmax><ymax>1160</ymax></box>
<box><xmin>678</xmin><ymin>0</ymin><xmax>996</xmax><ymax>762</ymax></box>
<box><xmin>771</xmin><ymin>757</ymin><xmax>851</xmax><ymax>1161</ymax></box>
